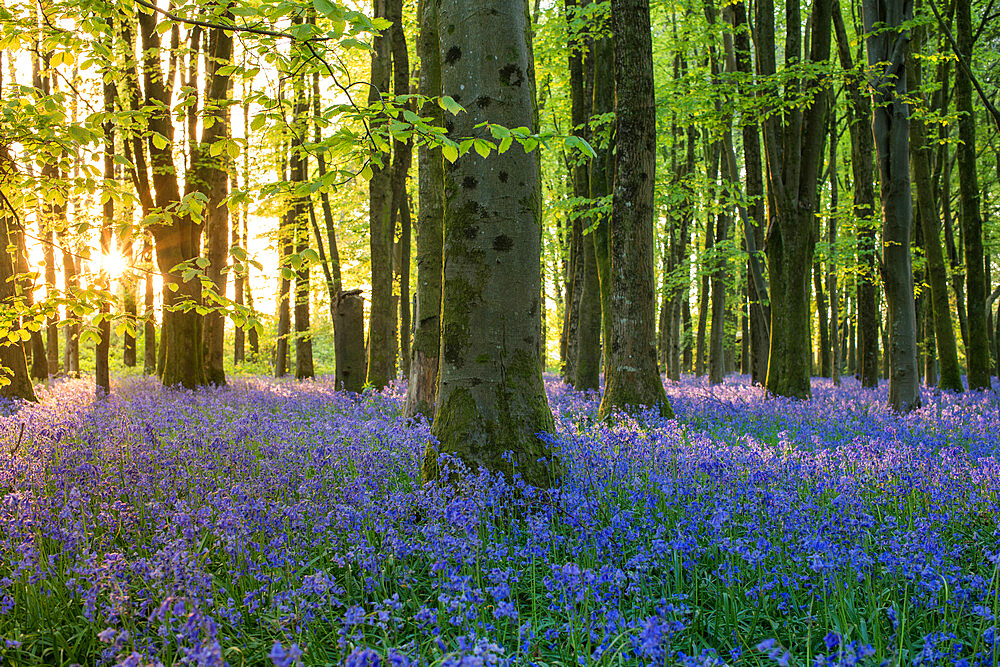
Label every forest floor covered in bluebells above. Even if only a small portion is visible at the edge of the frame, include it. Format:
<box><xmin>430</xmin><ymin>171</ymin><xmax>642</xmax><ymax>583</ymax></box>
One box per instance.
<box><xmin>1</xmin><ymin>376</ymin><xmax>999</xmax><ymax>667</ymax></box>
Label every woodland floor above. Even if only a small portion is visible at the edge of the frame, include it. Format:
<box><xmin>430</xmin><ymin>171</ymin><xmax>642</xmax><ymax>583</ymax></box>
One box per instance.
<box><xmin>1</xmin><ymin>374</ymin><xmax>999</xmax><ymax>666</ymax></box>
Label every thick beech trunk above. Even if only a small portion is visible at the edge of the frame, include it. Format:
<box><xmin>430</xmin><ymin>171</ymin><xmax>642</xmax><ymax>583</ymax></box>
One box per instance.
<box><xmin>598</xmin><ymin>0</ymin><xmax>672</xmax><ymax>418</ymax></box>
<box><xmin>426</xmin><ymin>0</ymin><xmax>560</xmax><ymax>487</ymax></box>
<box><xmin>143</xmin><ymin>234</ymin><xmax>156</xmax><ymax>374</ymax></box>
<box><xmin>405</xmin><ymin>0</ymin><xmax>443</xmax><ymax>418</ymax></box>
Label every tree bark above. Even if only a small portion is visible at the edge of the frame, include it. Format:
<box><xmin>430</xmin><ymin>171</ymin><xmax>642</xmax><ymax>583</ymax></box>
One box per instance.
<box><xmin>405</xmin><ymin>0</ymin><xmax>443</xmax><ymax>418</ymax></box>
<box><xmin>366</xmin><ymin>0</ymin><xmax>396</xmax><ymax>388</ymax></box>
<box><xmin>828</xmin><ymin>101</ymin><xmax>841</xmax><ymax>385</ymax></box>
<box><xmin>598</xmin><ymin>0</ymin><xmax>672</xmax><ymax>418</ymax></box>
<box><xmin>908</xmin><ymin>8</ymin><xmax>963</xmax><ymax>392</ymax></box>
<box><xmin>865</xmin><ymin>0</ymin><xmax>921</xmax><ymax>411</ymax></box>
<box><xmin>833</xmin><ymin>1</ymin><xmax>879</xmax><ymax>388</ymax></box>
<box><xmin>143</xmin><ymin>234</ymin><xmax>157</xmax><ymax>374</ymax></box>
<box><xmin>955</xmin><ymin>0</ymin><xmax>990</xmax><ymax>389</ymax></box>
<box><xmin>0</xmin><ymin>193</ymin><xmax>38</xmax><ymax>402</ymax></box>
<box><xmin>427</xmin><ymin>0</ymin><xmax>560</xmax><ymax>487</ymax></box>
<box><xmin>590</xmin><ymin>35</ymin><xmax>614</xmax><ymax>384</ymax></box>
<box><xmin>198</xmin><ymin>14</ymin><xmax>234</xmax><ymax>386</ymax></box>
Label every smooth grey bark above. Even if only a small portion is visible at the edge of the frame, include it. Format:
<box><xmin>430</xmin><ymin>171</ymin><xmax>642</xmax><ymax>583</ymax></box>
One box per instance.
<box><xmin>865</xmin><ymin>0</ymin><xmax>921</xmax><ymax>411</ymax></box>
<box><xmin>405</xmin><ymin>0</ymin><xmax>444</xmax><ymax>419</ymax></box>
<box><xmin>426</xmin><ymin>0</ymin><xmax>560</xmax><ymax>487</ymax></box>
<box><xmin>598</xmin><ymin>0</ymin><xmax>672</xmax><ymax>418</ymax></box>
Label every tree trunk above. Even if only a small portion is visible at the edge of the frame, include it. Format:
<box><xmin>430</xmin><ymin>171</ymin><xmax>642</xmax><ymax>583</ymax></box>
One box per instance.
<box><xmin>11</xmin><ymin>220</ymin><xmax>47</xmax><ymax>381</ymax></box>
<box><xmin>908</xmin><ymin>9</ymin><xmax>963</xmax><ymax>392</ymax></box>
<box><xmin>865</xmin><ymin>0</ymin><xmax>920</xmax><ymax>411</ymax></box>
<box><xmin>591</xmin><ymin>35</ymin><xmax>614</xmax><ymax>384</ymax></box>
<box><xmin>731</xmin><ymin>0</ymin><xmax>769</xmax><ymax>386</ymax></box>
<box><xmin>366</xmin><ymin>0</ymin><xmax>396</xmax><ymax>388</ymax></box>
<box><xmin>198</xmin><ymin>15</ymin><xmax>234</xmax><ymax>386</ymax></box>
<box><xmin>955</xmin><ymin>0</ymin><xmax>990</xmax><ymax>390</ymax></box>
<box><xmin>598</xmin><ymin>0</ymin><xmax>672</xmax><ymax>418</ymax></box>
<box><xmin>828</xmin><ymin>102</ymin><xmax>842</xmax><ymax>385</ymax></box>
<box><xmin>96</xmin><ymin>46</ymin><xmax>115</xmax><ymax>398</ymax></box>
<box><xmin>833</xmin><ymin>1</ymin><xmax>879</xmax><ymax>388</ymax></box>
<box><xmin>143</xmin><ymin>234</ymin><xmax>156</xmax><ymax>374</ymax></box>
<box><xmin>758</xmin><ymin>0</ymin><xmax>832</xmax><ymax>399</ymax></box>
<box><xmin>427</xmin><ymin>0</ymin><xmax>560</xmax><ymax>487</ymax></box>
<box><xmin>133</xmin><ymin>11</ymin><xmax>205</xmax><ymax>389</ymax></box>
<box><xmin>405</xmin><ymin>0</ymin><xmax>444</xmax><ymax>419</ymax></box>
<box><xmin>0</xmin><ymin>208</ymin><xmax>38</xmax><ymax>402</ymax></box>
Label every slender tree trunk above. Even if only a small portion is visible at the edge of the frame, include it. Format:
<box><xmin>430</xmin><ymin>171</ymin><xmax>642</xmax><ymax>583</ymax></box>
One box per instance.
<box><xmin>696</xmin><ymin>147</ymin><xmax>715</xmax><ymax>378</ymax></box>
<box><xmin>427</xmin><ymin>0</ymin><xmax>560</xmax><ymax>487</ymax></box>
<box><xmin>96</xmin><ymin>39</ymin><xmax>115</xmax><ymax>398</ymax></box>
<box><xmin>598</xmin><ymin>0</ymin><xmax>672</xmax><ymax>418</ymax></box>
<box><xmin>828</xmin><ymin>102</ymin><xmax>841</xmax><ymax>385</ymax></box>
<box><xmin>405</xmin><ymin>0</ymin><xmax>443</xmax><ymax>417</ymax></box>
<box><xmin>366</xmin><ymin>0</ymin><xmax>396</xmax><ymax>388</ymax></box>
<box><xmin>908</xmin><ymin>9</ymin><xmax>963</xmax><ymax>392</ymax></box>
<box><xmin>143</xmin><ymin>234</ymin><xmax>156</xmax><ymax>374</ymax></box>
<box><xmin>834</xmin><ymin>1</ymin><xmax>879</xmax><ymax>388</ymax></box>
<box><xmin>590</xmin><ymin>35</ymin><xmax>614</xmax><ymax>383</ymax></box>
<box><xmin>955</xmin><ymin>0</ymin><xmax>989</xmax><ymax>389</ymax></box>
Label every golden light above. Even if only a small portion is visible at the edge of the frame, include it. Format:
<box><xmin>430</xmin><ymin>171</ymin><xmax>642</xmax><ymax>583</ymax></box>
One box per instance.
<box><xmin>96</xmin><ymin>252</ymin><xmax>129</xmax><ymax>281</ymax></box>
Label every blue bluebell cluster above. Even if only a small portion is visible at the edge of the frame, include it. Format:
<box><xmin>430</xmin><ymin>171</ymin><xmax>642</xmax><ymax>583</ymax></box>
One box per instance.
<box><xmin>0</xmin><ymin>374</ymin><xmax>998</xmax><ymax>665</ymax></box>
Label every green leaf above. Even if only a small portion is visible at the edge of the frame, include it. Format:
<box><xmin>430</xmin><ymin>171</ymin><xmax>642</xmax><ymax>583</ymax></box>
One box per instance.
<box><xmin>441</xmin><ymin>143</ymin><xmax>459</xmax><ymax>163</ymax></box>
<box><xmin>250</xmin><ymin>114</ymin><xmax>266</xmax><ymax>132</ymax></box>
<box><xmin>474</xmin><ymin>139</ymin><xmax>491</xmax><ymax>158</ymax></box>
<box><xmin>498</xmin><ymin>136</ymin><xmax>513</xmax><ymax>154</ymax></box>
<box><xmin>438</xmin><ymin>95</ymin><xmax>464</xmax><ymax>116</ymax></box>
<box><xmin>151</xmin><ymin>133</ymin><xmax>168</xmax><ymax>150</ymax></box>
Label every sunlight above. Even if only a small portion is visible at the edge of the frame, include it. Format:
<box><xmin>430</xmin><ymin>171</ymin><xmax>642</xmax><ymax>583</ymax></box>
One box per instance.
<box><xmin>95</xmin><ymin>251</ymin><xmax>129</xmax><ymax>281</ymax></box>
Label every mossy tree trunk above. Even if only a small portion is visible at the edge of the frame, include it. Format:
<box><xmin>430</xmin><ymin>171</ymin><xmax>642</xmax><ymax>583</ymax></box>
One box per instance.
<box><xmin>865</xmin><ymin>0</ymin><xmax>921</xmax><ymax>412</ymax></box>
<box><xmin>405</xmin><ymin>0</ymin><xmax>444</xmax><ymax>419</ymax></box>
<box><xmin>597</xmin><ymin>0</ymin><xmax>672</xmax><ymax>419</ymax></box>
<box><xmin>907</xmin><ymin>10</ymin><xmax>963</xmax><ymax>393</ymax></box>
<box><xmin>425</xmin><ymin>0</ymin><xmax>560</xmax><ymax>488</ymax></box>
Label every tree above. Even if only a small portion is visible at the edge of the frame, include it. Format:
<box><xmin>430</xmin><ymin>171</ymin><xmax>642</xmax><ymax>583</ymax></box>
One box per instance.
<box><xmin>405</xmin><ymin>0</ymin><xmax>444</xmax><ymax>419</ymax></box>
<box><xmin>425</xmin><ymin>0</ymin><xmax>560</xmax><ymax>487</ymax></box>
<box><xmin>597</xmin><ymin>0</ymin><xmax>672</xmax><ymax>418</ymax></box>
<box><xmin>757</xmin><ymin>0</ymin><xmax>832</xmax><ymax>399</ymax></box>
<box><xmin>955</xmin><ymin>0</ymin><xmax>990</xmax><ymax>390</ymax></box>
<box><xmin>865</xmin><ymin>0</ymin><xmax>920</xmax><ymax>412</ymax></box>
<box><xmin>366</xmin><ymin>0</ymin><xmax>396</xmax><ymax>389</ymax></box>
<box><xmin>0</xmin><ymin>182</ymin><xmax>38</xmax><ymax>403</ymax></box>
<box><xmin>907</xmin><ymin>5</ymin><xmax>963</xmax><ymax>393</ymax></box>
